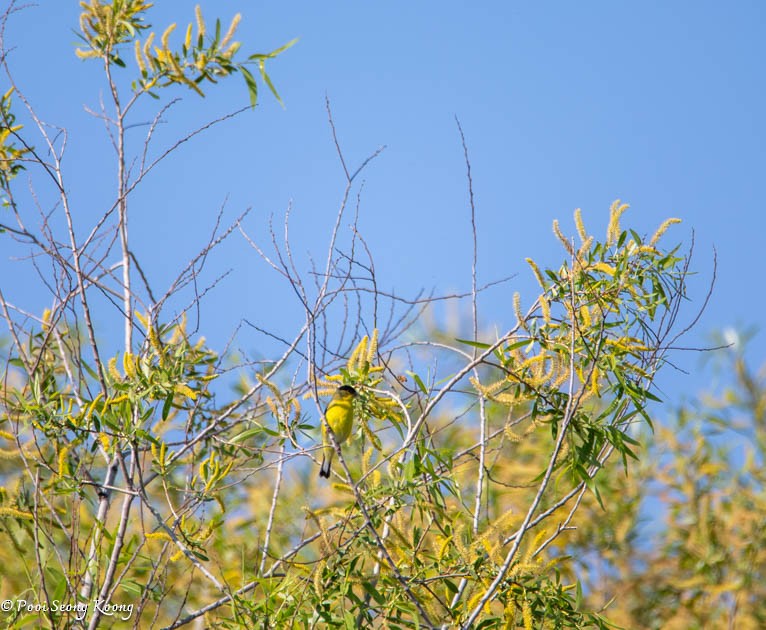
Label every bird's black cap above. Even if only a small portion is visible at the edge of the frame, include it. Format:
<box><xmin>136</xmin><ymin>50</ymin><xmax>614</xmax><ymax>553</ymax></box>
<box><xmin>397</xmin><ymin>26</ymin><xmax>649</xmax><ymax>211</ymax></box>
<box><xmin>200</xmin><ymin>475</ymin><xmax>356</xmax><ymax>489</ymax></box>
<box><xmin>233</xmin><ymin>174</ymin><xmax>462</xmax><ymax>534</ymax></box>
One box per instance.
<box><xmin>338</xmin><ymin>385</ymin><xmax>358</xmax><ymax>396</ymax></box>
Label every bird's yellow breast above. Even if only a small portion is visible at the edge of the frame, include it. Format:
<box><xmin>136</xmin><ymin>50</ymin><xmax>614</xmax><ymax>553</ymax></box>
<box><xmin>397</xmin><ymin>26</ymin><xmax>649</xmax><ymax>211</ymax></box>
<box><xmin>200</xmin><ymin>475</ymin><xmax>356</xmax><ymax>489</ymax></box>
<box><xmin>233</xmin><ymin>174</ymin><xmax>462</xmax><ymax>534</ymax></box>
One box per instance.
<box><xmin>324</xmin><ymin>397</ymin><xmax>354</xmax><ymax>443</ymax></box>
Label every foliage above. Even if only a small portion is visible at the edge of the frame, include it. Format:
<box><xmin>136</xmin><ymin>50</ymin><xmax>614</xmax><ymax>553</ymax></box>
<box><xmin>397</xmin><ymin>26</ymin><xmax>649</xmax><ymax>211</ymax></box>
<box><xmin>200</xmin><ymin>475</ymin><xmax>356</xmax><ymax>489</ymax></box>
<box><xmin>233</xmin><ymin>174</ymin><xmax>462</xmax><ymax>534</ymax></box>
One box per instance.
<box><xmin>0</xmin><ymin>2</ymin><xmax>707</xmax><ymax>629</ymax></box>
<box><xmin>0</xmin><ymin>87</ymin><xmax>30</xmax><ymax>191</ymax></box>
<box><xmin>75</xmin><ymin>0</ymin><xmax>296</xmax><ymax>106</ymax></box>
<box><xmin>568</xmin><ymin>340</ymin><xmax>766</xmax><ymax>630</ymax></box>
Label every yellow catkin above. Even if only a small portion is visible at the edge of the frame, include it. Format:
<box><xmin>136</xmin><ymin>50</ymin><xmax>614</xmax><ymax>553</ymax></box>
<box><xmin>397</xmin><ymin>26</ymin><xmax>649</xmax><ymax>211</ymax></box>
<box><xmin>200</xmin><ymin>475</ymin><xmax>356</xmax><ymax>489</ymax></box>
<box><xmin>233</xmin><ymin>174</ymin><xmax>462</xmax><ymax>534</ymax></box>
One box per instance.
<box><xmin>452</xmin><ymin>524</ymin><xmax>469</xmax><ymax>562</ymax></box>
<box><xmin>589</xmin><ymin>365</ymin><xmax>601</xmax><ymax>396</ymax></box>
<box><xmin>75</xmin><ymin>48</ymin><xmax>100</xmax><ymax>59</ymax></box>
<box><xmin>0</xmin><ymin>448</ymin><xmax>20</xmax><ymax>461</ymax></box>
<box><xmin>163</xmin><ymin>50</ymin><xmax>184</xmax><ymax>80</ymax></box>
<box><xmin>195</xmin><ymin>5</ymin><xmax>205</xmax><ymax>39</ymax></box>
<box><xmin>223</xmin><ymin>42</ymin><xmax>241</xmax><ymax>59</ymax></box>
<box><xmin>348</xmin><ymin>335</ymin><xmax>368</xmax><ymax>372</ymax></box>
<box><xmin>362</xmin><ymin>447</ymin><xmax>374</xmax><ymax>475</ymax></box>
<box><xmin>552</xmin><ymin>219</ymin><xmax>574</xmax><ymax>255</ymax></box>
<box><xmin>606</xmin><ymin>200</ymin><xmax>629</xmax><ymax>246</ymax></box>
<box><xmin>148</xmin><ymin>323</ymin><xmax>162</xmax><ymax>358</ymax></box>
<box><xmin>562</xmin><ymin>298</ymin><xmax>575</xmax><ymax>323</ymax></box>
<box><xmin>649</xmin><ymin>217</ymin><xmax>681</xmax><ymax>246</ymax></box>
<box><xmin>161</xmin><ymin>23</ymin><xmax>177</xmax><ymax>50</ymax></box>
<box><xmin>58</xmin><ymin>446</ymin><xmax>69</xmax><ymax>477</ymax></box>
<box><xmin>289</xmin><ymin>397</ymin><xmax>302</xmax><ymax>421</ymax></box>
<box><xmin>134</xmin><ymin>309</ymin><xmax>149</xmax><ymax>330</ymax></box>
<box><xmin>146</xmin><ymin>531</ymin><xmax>173</xmax><ymax>543</ymax></box>
<box><xmin>522</xmin><ymin>600</ymin><xmax>534</xmax><ymax>630</ymax></box>
<box><xmin>540</xmin><ymin>355</ymin><xmax>555</xmax><ymax>385</ymax></box>
<box><xmin>591</xmin><ymin>262</ymin><xmax>615</xmax><ymax>276</ymax></box>
<box><xmin>492</xmin><ymin>390</ymin><xmax>521</xmax><ymax>405</ymax></box>
<box><xmin>123</xmin><ymin>352</ymin><xmax>137</xmax><ymax>378</ymax></box>
<box><xmin>577</xmin><ymin>235</ymin><xmax>593</xmax><ymax>258</ymax></box>
<box><xmin>0</xmin><ymin>507</ymin><xmax>33</xmax><ymax>520</ymax></box>
<box><xmin>539</xmin><ymin>295</ymin><xmax>551</xmax><ymax>324</ymax></box>
<box><xmin>219</xmin><ymin>460</ymin><xmax>233</xmax><ymax>482</ymax></box>
<box><xmin>79</xmin><ymin>10</ymin><xmax>89</xmax><ymax>36</ymax></box>
<box><xmin>387</xmin><ymin>450</ymin><xmax>402</xmax><ymax>477</ymax></box>
<box><xmin>367</xmin><ymin>328</ymin><xmax>379</xmax><ymax>363</ymax></box>
<box><xmin>313</xmin><ymin>560</ymin><xmax>325</xmax><ymax>596</ymax></box>
<box><xmin>184</xmin><ymin>23</ymin><xmax>193</xmax><ymax>51</ymax></box>
<box><xmin>525</xmin><ymin>258</ymin><xmax>545</xmax><ymax>289</ymax></box>
<box><xmin>220</xmin><ymin>14</ymin><xmax>241</xmax><ymax>50</ymax></box>
<box><xmin>504</xmin><ymin>424</ymin><xmax>523</xmax><ymax>442</ymax></box>
<box><xmin>169</xmin><ymin>313</ymin><xmax>187</xmax><ymax>344</ymax></box>
<box><xmin>551</xmin><ymin>361</ymin><xmax>571</xmax><ymax>389</ymax></box>
<box><xmin>513</xmin><ymin>292</ymin><xmax>524</xmax><ymax>328</ymax></box>
<box><xmin>143</xmin><ymin>32</ymin><xmax>155</xmax><ymax>66</ymax></box>
<box><xmin>530</xmin><ymin>354</ymin><xmax>546</xmax><ymax>385</ymax></box>
<box><xmin>471</xmin><ymin>376</ymin><xmax>505</xmax><ymax>399</ymax></box>
<box><xmin>574</xmin><ymin>208</ymin><xmax>587</xmax><ymax>242</ymax></box>
<box><xmin>108</xmin><ymin>356</ymin><xmax>121</xmax><ymax>382</ymax></box>
<box><xmin>104</xmin><ymin>395</ymin><xmax>128</xmax><ymax>411</ymax></box>
<box><xmin>134</xmin><ymin>39</ymin><xmax>146</xmax><ymax>73</ymax></box>
<box><xmin>579</xmin><ymin>304</ymin><xmax>592</xmax><ymax>327</ymax></box>
<box><xmin>519</xmin><ymin>353</ymin><xmax>546</xmax><ymax>372</ymax></box>
<box><xmin>504</xmin><ymin>602</ymin><xmax>517</xmax><ymax>630</ymax></box>
<box><xmin>174</xmin><ymin>383</ymin><xmax>197</xmax><ymax>400</ymax></box>
<box><xmin>524</xmin><ymin>528</ymin><xmax>548</xmax><ymax>565</ymax></box>
<box><xmin>432</xmin><ymin>534</ymin><xmax>450</xmax><ymax>562</ymax></box>
<box><xmin>86</xmin><ymin>393</ymin><xmax>104</xmax><ymax>419</ymax></box>
<box><xmin>103</xmin><ymin>3</ymin><xmax>114</xmax><ymax>37</ymax></box>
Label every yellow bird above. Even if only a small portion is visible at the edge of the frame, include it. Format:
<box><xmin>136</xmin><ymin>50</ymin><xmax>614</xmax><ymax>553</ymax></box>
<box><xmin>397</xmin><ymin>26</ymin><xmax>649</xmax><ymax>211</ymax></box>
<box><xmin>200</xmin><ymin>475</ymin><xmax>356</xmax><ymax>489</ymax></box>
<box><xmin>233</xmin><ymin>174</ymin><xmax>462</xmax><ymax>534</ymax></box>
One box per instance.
<box><xmin>319</xmin><ymin>385</ymin><xmax>358</xmax><ymax>478</ymax></box>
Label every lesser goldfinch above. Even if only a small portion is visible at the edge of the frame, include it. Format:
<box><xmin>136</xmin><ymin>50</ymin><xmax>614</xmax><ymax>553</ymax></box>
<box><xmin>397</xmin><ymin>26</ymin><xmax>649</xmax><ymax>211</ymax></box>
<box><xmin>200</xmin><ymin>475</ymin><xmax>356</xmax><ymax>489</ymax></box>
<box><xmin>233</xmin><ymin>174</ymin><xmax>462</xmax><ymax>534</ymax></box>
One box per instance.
<box><xmin>319</xmin><ymin>385</ymin><xmax>358</xmax><ymax>478</ymax></box>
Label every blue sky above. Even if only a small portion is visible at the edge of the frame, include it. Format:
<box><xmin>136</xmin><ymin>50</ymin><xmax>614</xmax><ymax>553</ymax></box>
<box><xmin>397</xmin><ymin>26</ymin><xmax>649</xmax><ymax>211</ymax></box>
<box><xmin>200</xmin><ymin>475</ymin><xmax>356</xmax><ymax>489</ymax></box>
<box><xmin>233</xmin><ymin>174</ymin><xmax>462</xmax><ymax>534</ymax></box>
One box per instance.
<box><xmin>2</xmin><ymin>1</ymin><xmax>763</xmax><ymax>408</ymax></box>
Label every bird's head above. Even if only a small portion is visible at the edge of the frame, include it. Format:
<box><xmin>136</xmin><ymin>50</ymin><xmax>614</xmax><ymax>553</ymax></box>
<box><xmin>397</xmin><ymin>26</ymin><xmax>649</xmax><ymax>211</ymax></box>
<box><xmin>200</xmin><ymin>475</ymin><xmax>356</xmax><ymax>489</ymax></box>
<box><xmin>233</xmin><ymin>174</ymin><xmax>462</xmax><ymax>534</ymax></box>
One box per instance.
<box><xmin>337</xmin><ymin>385</ymin><xmax>358</xmax><ymax>398</ymax></box>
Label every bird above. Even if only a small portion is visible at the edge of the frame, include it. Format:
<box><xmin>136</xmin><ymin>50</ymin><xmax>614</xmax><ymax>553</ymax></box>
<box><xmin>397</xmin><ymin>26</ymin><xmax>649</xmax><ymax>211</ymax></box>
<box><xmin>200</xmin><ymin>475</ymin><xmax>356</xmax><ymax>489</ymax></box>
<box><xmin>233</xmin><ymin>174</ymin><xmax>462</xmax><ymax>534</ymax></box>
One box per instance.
<box><xmin>319</xmin><ymin>385</ymin><xmax>358</xmax><ymax>478</ymax></box>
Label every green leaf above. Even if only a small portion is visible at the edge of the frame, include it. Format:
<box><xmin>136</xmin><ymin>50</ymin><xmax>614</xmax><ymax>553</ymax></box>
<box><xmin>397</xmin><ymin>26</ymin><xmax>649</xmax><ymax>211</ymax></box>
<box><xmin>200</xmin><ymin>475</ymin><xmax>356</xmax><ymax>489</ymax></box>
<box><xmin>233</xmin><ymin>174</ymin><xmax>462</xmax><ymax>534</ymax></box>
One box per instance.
<box><xmin>192</xmin><ymin>549</ymin><xmax>209</xmax><ymax>562</ymax></box>
<box><xmin>240</xmin><ymin>65</ymin><xmax>258</xmax><ymax>107</ymax></box>
<box><xmin>81</xmin><ymin>359</ymin><xmax>100</xmax><ymax>381</ymax></box>
<box><xmin>258</xmin><ymin>61</ymin><xmax>283</xmax><ymax>107</ymax></box>
<box><xmin>162</xmin><ymin>392</ymin><xmax>173</xmax><ymax>421</ymax></box>
<box><xmin>408</xmin><ymin>371</ymin><xmax>428</xmax><ymax>395</ymax></box>
<box><xmin>455</xmin><ymin>338</ymin><xmax>490</xmax><ymax>349</ymax></box>
<box><xmin>583</xmin><ymin>475</ymin><xmax>605</xmax><ymax>509</ymax></box>
<box><xmin>361</xmin><ymin>580</ymin><xmax>385</xmax><ymax>604</ymax></box>
<box><xmin>231</xmin><ymin>427</ymin><xmax>264</xmax><ymax>443</ymax></box>
<box><xmin>120</xmin><ymin>580</ymin><xmax>144</xmax><ymax>597</ymax></box>
<box><xmin>248</xmin><ymin>37</ymin><xmax>299</xmax><ymax>61</ymax></box>
<box><xmin>135</xmin><ymin>429</ymin><xmax>159</xmax><ymax>446</ymax></box>
<box><xmin>617</xmin><ymin>230</ymin><xmax>628</xmax><ymax>247</ymax></box>
<box><xmin>101</xmin><ymin>414</ymin><xmax>120</xmax><ymax>432</ymax></box>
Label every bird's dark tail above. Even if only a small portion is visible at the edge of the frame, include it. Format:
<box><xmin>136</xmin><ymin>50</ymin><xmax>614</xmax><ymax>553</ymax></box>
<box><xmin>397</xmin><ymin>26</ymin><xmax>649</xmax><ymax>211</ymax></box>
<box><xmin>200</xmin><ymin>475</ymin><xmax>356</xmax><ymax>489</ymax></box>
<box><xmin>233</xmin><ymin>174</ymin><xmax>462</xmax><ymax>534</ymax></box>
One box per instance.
<box><xmin>319</xmin><ymin>456</ymin><xmax>331</xmax><ymax>478</ymax></box>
